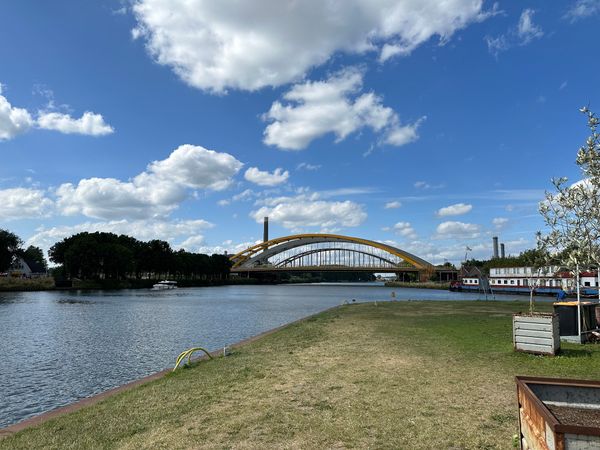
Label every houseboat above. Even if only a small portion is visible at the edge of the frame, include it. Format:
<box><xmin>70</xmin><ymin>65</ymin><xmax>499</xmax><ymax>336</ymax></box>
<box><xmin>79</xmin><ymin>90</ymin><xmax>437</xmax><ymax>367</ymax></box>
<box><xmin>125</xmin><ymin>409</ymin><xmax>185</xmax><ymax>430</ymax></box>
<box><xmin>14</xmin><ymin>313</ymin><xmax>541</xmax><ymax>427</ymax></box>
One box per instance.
<box><xmin>452</xmin><ymin>266</ymin><xmax>600</xmax><ymax>297</ymax></box>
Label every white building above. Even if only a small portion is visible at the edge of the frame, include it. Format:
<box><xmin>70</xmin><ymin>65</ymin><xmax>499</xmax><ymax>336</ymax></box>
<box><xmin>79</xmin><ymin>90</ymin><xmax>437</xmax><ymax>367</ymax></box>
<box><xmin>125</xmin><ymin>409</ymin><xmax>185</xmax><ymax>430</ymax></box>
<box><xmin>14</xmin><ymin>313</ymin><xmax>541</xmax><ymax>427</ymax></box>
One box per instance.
<box><xmin>488</xmin><ymin>266</ymin><xmax>572</xmax><ymax>290</ymax></box>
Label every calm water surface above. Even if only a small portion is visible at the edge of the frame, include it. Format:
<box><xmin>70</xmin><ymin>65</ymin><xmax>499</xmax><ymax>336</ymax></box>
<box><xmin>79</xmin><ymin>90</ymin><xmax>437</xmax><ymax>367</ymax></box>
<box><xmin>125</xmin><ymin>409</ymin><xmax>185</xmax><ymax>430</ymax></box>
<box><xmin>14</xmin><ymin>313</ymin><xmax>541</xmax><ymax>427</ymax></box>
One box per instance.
<box><xmin>0</xmin><ymin>283</ymin><xmax>538</xmax><ymax>428</ymax></box>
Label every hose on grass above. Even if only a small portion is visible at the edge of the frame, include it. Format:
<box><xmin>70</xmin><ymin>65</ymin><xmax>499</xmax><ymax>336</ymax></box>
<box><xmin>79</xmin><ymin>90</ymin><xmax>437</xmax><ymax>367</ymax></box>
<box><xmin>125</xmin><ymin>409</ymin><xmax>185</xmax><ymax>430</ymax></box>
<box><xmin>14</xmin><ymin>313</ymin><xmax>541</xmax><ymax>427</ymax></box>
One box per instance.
<box><xmin>173</xmin><ymin>346</ymin><xmax>213</xmax><ymax>371</ymax></box>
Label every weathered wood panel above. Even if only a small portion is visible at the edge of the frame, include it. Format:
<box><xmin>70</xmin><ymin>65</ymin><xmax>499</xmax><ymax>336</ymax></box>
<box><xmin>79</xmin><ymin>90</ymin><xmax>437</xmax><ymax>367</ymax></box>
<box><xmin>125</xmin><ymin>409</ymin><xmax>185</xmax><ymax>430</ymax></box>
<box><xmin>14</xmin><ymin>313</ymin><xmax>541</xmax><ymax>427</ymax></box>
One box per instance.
<box><xmin>513</xmin><ymin>315</ymin><xmax>560</xmax><ymax>356</ymax></box>
<box><xmin>514</xmin><ymin>322</ymin><xmax>554</xmax><ymax>332</ymax></box>
<box><xmin>515</xmin><ymin>336</ymin><xmax>554</xmax><ymax>346</ymax></box>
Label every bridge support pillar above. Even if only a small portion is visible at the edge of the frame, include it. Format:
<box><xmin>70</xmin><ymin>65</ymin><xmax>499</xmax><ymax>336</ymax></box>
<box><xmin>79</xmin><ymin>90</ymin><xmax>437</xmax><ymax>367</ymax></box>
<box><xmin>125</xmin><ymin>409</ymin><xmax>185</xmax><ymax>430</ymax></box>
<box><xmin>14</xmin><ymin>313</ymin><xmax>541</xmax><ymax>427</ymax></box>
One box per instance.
<box><xmin>419</xmin><ymin>270</ymin><xmax>432</xmax><ymax>283</ymax></box>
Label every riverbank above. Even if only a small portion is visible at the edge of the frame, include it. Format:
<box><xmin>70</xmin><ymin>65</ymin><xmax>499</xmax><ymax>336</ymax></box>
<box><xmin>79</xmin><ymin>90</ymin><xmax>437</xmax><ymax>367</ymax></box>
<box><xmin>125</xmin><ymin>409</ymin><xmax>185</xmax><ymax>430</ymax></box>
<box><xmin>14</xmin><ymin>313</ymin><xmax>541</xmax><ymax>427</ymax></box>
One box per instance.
<box><xmin>0</xmin><ymin>277</ymin><xmax>55</xmax><ymax>291</ymax></box>
<box><xmin>0</xmin><ymin>277</ymin><xmax>262</xmax><ymax>292</ymax></box>
<box><xmin>384</xmin><ymin>280</ymin><xmax>451</xmax><ymax>289</ymax></box>
<box><xmin>2</xmin><ymin>300</ymin><xmax>599</xmax><ymax>449</ymax></box>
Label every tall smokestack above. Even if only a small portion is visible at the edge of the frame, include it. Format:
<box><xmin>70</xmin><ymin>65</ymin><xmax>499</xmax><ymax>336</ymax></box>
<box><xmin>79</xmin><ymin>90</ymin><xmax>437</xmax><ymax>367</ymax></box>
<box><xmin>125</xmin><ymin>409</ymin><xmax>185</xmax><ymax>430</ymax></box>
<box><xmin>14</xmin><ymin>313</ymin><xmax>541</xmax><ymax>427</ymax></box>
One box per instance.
<box><xmin>500</xmin><ymin>243</ymin><xmax>505</xmax><ymax>259</ymax></box>
<box><xmin>263</xmin><ymin>216</ymin><xmax>269</xmax><ymax>243</ymax></box>
<box><xmin>493</xmin><ymin>236</ymin><xmax>499</xmax><ymax>259</ymax></box>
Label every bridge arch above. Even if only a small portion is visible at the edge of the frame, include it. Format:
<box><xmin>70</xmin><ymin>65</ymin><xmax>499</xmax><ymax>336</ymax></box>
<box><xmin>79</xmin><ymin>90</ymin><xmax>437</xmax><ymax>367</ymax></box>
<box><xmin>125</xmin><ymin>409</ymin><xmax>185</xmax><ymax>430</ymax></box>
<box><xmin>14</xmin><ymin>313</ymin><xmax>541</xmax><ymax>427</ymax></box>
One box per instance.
<box><xmin>275</xmin><ymin>247</ymin><xmax>400</xmax><ymax>269</ymax></box>
<box><xmin>230</xmin><ymin>234</ymin><xmax>434</xmax><ymax>275</ymax></box>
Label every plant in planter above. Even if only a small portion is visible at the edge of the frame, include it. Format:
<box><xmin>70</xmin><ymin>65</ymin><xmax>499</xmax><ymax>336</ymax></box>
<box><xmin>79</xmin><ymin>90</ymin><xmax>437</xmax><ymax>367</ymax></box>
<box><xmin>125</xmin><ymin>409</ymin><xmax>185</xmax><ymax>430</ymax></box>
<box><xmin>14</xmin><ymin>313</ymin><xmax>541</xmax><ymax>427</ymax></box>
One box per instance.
<box><xmin>512</xmin><ymin>247</ymin><xmax>561</xmax><ymax>355</ymax></box>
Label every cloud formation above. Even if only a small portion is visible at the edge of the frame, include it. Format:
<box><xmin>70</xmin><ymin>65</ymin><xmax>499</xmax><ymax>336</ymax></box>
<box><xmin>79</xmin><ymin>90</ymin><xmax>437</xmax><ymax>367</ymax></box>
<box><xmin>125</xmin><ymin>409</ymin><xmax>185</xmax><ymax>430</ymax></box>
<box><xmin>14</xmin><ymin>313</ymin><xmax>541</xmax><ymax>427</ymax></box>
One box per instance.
<box><xmin>37</xmin><ymin>111</ymin><xmax>114</xmax><ymax>136</ymax></box>
<box><xmin>27</xmin><ymin>218</ymin><xmax>213</xmax><ymax>256</ymax></box>
<box><xmin>564</xmin><ymin>0</ymin><xmax>600</xmax><ymax>23</ymax></box>
<box><xmin>391</xmin><ymin>221</ymin><xmax>417</xmax><ymax>239</ymax></box>
<box><xmin>384</xmin><ymin>201</ymin><xmax>402</xmax><ymax>209</ymax></box>
<box><xmin>296</xmin><ymin>162</ymin><xmax>321</xmax><ymax>171</ymax></box>
<box><xmin>0</xmin><ymin>85</ymin><xmax>113</xmax><ymax>140</ymax></box>
<box><xmin>57</xmin><ymin>144</ymin><xmax>243</xmax><ymax>220</ymax></box>
<box><xmin>244</xmin><ymin>167</ymin><xmax>289</xmax><ymax>186</ymax></box>
<box><xmin>132</xmin><ymin>0</ymin><xmax>490</xmax><ymax>93</ymax></box>
<box><xmin>251</xmin><ymin>193</ymin><xmax>366</xmax><ymax>230</ymax></box>
<box><xmin>263</xmin><ymin>69</ymin><xmax>424</xmax><ymax>150</ymax></box>
<box><xmin>492</xmin><ymin>217</ymin><xmax>509</xmax><ymax>230</ymax></box>
<box><xmin>0</xmin><ymin>188</ymin><xmax>53</xmax><ymax>220</ymax></box>
<box><xmin>0</xmin><ymin>88</ymin><xmax>34</xmax><ymax>140</ymax></box>
<box><xmin>435</xmin><ymin>221</ymin><xmax>481</xmax><ymax>239</ymax></box>
<box><xmin>485</xmin><ymin>9</ymin><xmax>543</xmax><ymax>57</ymax></box>
<box><xmin>436</xmin><ymin>203</ymin><xmax>472</xmax><ymax>217</ymax></box>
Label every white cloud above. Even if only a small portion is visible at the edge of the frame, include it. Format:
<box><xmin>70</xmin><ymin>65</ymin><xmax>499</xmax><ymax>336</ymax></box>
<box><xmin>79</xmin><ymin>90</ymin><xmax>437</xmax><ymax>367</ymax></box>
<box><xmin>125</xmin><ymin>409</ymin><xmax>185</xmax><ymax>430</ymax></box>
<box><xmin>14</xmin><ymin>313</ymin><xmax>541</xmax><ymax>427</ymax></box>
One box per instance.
<box><xmin>384</xmin><ymin>201</ymin><xmax>402</xmax><ymax>209</ymax></box>
<box><xmin>244</xmin><ymin>167</ymin><xmax>289</xmax><ymax>186</ymax></box>
<box><xmin>0</xmin><ymin>89</ymin><xmax>34</xmax><ymax>141</ymax></box>
<box><xmin>296</xmin><ymin>162</ymin><xmax>321</xmax><ymax>171</ymax></box>
<box><xmin>517</xmin><ymin>9</ymin><xmax>543</xmax><ymax>44</ymax></box>
<box><xmin>391</xmin><ymin>221</ymin><xmax>417</xmax><ymax>239</ymax></box>
<box><xmin>384</xmin><ymin>116</ymin><xmax>426</xmax><ymax>146</ymax></box>
<box><xmin>435</xmin><ymin>221</ymin><xmax>481</xmax><ymax>239</ymax></box>
<box><xmin>485</xmin><ymin>8</ymin><xmax>543</xmax><ymax>57</ymax></box>
<box><xmin>194</xmin><ymin>240</ymin><xmax>261</xmax><ymax>256</ymax></box>
<box><xmin>263</xmin><ymin>68</ymin><xmax>424</xmax><ymax>150</ymax></box>
<box><xmin>0</xmin><ymin>188</ymin><xmax>53</xmax><ymax>220</ymax></box>
<box><xmin>564</xmin><ymin>0</ymin><xmax>600</xmax><ymax>23</ymax></box>
<box><xmin>177</xmin><ymin>235</ymin><xmax>206</xmax><ymax>251</ymax></box>
<box><xmin>37</xmin><ymin>111</ymin><xmax>114</xmax><ymax>136</ymax></box>
<box><xmin>27</xmin><ymin>218</ymin><xmax>213</xmax><ymax>256</ymax></box>
<box><xmin>132</xmin><ymin>0</ymin><xmax>490</xmax><ymax>93</ymax></box>
<box><xmin>251</xmin><ymin>193</ymin><xmax>366</xmax><ymax>230</ymax></box>
<box><xmin>383</xmin><ymin>235</ymin><xmax>530</xmax><ymax>266</ymax></box>
<box><xmin>55</xmin><ymin>177</ymin><xmax>183</xmax><ymax>220</ymax></box>
<box><xmin>436</xmin><ymin>203</ymin><xmax>472</xmax><ymax>217</ymax></box>
<box><xmin>148</xmin><ymin>144</ymin><xmax>243</xmax><ymax>190</ymax></box>
<box><xmin>0</xmin><ymin>84</ymin><xmax>113</xmax><ymax>140</ymax></box>
<box><xmin>319</xmin><ymin>186</ymin><xmax>380</xmax><ymax>198</ymax></box>
<box><xmin>414</xmin><ymin>180</ymin><xmax>444</xmax><ymax>190</ymax></box>
<box><xmin>56</xmin><ymin>144</ymin><xmax>243</xmax><ymax>220</ymax></box>
<box><xmin>232</xmin><ymin>189</ymin><xmax>255</xmax><ymax>202</ymax></box>
<box><xmin>492</xmin><ymin>217</ymin><xmax>509</xmax><ymax>230</ymax></box>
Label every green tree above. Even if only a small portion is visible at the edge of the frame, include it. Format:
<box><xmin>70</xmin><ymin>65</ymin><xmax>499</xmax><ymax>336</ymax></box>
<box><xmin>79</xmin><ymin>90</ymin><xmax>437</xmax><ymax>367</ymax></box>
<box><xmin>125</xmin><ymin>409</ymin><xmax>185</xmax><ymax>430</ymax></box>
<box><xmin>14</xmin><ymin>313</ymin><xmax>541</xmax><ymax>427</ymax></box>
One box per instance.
<box><xmin>0</xmin><ymin>229</ymin><xmax>22</xmax><ymax>272</ymax></box>
<box><xmin>22</xmin><ymin>245</ymin><xmax>48</xmax><ymax>271</ymax></box>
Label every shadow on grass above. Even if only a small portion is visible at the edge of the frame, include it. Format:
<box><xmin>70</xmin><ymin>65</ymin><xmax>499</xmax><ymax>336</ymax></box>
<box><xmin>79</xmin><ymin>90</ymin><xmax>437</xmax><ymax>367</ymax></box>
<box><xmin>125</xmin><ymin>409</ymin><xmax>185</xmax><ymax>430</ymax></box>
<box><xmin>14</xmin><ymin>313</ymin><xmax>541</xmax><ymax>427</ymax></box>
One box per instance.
<box><xmin>558</xmin><ymin>348</ymin><xmax>594</xmax><ymax>358</ymax></box>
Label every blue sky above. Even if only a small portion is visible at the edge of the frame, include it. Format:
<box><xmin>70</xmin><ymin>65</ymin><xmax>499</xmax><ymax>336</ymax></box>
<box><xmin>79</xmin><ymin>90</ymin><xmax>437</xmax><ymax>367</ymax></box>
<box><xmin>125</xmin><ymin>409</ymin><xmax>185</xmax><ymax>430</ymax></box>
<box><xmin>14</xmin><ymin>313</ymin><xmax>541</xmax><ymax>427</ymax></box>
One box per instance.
<box><xmin>1</xmin><ymin>0</ymin><xmax>599</xmax><ymax>265</ymax></box>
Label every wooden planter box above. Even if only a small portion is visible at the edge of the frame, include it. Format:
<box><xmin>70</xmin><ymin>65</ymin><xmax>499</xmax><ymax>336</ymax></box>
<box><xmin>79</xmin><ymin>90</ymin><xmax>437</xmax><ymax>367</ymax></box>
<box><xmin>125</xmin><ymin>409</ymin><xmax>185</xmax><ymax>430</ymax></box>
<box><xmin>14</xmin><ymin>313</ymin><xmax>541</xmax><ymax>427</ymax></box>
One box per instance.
<box><xmin>516</xmin><ymin>376</ymin><xmax>600</xmax><ymax>450</ymax></box>
<box><xmin>513</xmin><ymin>313</ymin><xmax>560</xmax><ymax>356</ymax></box>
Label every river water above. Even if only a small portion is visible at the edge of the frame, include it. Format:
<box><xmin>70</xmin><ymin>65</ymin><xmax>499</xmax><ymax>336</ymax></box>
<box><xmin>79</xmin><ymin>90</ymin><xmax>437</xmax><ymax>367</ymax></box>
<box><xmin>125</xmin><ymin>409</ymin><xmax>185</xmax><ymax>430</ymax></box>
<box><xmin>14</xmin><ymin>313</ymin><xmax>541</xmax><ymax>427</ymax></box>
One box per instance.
<box><xmin>0</xmin><ymin>283</ymin><xmax>537</xmax><ymax>428</ymax></box>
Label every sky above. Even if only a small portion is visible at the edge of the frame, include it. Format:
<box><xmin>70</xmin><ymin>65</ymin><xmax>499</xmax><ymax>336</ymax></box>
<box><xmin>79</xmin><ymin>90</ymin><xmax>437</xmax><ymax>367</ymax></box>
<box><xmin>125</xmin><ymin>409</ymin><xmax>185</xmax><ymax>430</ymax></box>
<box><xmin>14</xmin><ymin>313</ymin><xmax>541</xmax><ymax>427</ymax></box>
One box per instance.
<box><xmin>1</xmin><ymin>0</ymin><xmax>599</xmax><ymax>265</ymax></box>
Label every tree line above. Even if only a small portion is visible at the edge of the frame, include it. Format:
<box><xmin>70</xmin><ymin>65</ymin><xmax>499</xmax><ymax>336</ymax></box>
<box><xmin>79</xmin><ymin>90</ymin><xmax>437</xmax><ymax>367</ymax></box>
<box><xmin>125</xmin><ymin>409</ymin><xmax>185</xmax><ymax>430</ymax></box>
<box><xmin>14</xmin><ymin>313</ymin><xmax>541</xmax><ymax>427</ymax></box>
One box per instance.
<box><xmin>1</xmin><ymin>229</ymin><xmax>231</xmax><ymax>281</ymax></box>
<box><xmin>0</xmin><ymin>229</ymin><xmax>48</xmax><ymax>273</ymax></box>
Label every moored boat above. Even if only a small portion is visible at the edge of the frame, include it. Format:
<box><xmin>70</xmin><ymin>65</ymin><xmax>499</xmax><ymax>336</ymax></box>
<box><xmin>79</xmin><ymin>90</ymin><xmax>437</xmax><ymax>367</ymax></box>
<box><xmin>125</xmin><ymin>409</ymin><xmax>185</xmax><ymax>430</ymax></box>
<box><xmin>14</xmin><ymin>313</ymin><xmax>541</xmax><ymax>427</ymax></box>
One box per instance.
<box><xmin>152</xmin><ymin>280</ymin><xmax>178</xmax><ymax>290</ymax></box>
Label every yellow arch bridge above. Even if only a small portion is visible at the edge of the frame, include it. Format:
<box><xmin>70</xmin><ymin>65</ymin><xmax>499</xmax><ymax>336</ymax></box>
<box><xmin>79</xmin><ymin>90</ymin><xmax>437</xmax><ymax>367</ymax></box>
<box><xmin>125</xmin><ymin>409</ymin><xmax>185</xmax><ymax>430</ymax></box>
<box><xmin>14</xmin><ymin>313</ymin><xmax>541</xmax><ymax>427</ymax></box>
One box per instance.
<box><xmin>229</xmin><ymin>234</ymin><xmax>447</xmax><ymax>282</ymax></box>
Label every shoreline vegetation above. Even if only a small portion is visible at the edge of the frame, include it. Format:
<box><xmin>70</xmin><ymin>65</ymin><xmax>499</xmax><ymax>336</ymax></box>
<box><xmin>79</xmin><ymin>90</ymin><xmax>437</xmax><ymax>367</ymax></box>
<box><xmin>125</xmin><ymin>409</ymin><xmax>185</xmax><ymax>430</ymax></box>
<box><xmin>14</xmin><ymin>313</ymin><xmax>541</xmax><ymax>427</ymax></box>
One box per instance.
<box><xmin>384</xmin><ymin>280</ymin><xmax>451</xmax><ymax>289</ymax></box>
<box><xmin>0</xmin><ymin>277</ymin><xmax>451</xmax><ymax>292</ymax></box>
<box><xmin>2</xmin><ymin>300</ymin><xmax>599</xmax><ymax>449</ymax></box>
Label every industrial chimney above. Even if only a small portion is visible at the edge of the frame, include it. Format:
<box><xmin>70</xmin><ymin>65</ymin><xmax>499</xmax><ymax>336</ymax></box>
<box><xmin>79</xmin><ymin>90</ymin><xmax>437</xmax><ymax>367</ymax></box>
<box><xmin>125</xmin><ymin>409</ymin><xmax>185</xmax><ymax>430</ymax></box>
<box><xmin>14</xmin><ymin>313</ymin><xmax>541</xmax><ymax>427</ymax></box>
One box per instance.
<box><xmin>500</xmin><ymin>243</ymin><xmax>505</xmax><ymax>259</ymax></box>
<box><xmin>263</xmin><ymin>216</ymin><xmax>269</xmax><ymax>243</ymax></box>
<box><xmin>492</xmin><ymin>236</ymin><xmax>499</xmax><ymax>259</ymax></box>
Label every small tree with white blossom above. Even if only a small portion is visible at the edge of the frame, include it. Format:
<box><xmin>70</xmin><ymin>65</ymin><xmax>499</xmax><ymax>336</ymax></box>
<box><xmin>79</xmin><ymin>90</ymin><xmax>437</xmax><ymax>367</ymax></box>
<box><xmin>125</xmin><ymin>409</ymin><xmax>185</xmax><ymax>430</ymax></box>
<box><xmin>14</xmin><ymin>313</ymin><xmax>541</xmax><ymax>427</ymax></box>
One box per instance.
<box><xmin>538</xmin><ymin>108</ymin><xmax>600</xmax><ymax>332</ymax></box>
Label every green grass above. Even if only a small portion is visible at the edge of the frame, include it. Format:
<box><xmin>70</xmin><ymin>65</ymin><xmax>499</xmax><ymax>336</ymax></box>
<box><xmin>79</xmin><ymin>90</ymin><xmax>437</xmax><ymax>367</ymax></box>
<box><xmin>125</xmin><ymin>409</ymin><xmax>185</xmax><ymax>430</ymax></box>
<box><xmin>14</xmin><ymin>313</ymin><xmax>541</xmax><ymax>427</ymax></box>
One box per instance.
<box><xmin>2</xmin><ymin>300</ymin><xmax>599</xmax><ymax>449</ymax></box>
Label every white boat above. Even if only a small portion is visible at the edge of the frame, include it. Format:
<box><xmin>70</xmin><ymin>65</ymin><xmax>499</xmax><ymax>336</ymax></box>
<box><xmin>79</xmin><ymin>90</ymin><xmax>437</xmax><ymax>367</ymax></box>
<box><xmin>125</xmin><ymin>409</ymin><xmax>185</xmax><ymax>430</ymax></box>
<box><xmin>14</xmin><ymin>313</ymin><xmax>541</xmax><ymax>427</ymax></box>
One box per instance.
<box><xmin>152</xmin><ymin>280</ymin><xmax>178</xmax><ymax>290</ymax></box>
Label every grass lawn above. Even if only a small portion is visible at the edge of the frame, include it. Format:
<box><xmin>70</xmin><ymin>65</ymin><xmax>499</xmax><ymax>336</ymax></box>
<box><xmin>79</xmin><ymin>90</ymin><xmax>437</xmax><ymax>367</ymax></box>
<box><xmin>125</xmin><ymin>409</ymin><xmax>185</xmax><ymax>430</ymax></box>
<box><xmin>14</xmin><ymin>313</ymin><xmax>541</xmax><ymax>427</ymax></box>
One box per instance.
<box><xmin>2</xmin><ymin>300</ymin><xmax>599</xmax><ymax>449</ymax></box>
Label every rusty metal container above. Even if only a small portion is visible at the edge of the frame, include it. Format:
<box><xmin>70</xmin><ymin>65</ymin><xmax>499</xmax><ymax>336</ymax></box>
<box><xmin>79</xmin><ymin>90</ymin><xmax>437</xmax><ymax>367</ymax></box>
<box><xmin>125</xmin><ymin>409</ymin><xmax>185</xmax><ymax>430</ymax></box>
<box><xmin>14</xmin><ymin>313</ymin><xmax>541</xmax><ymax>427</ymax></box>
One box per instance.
<box><xmin>516</xmin><ymin>376</ymin><xmax>600</xmax><ymax>449</ymax></box>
